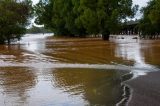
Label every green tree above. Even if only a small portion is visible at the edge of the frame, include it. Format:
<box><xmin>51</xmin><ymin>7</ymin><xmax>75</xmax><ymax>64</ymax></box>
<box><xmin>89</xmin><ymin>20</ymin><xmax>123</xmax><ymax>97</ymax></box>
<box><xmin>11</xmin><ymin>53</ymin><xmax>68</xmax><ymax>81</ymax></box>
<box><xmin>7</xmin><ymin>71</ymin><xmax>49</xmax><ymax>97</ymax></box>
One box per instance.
<box><xmin>0</xmin><ymin>0</ymin><xmax>32</xmax><ymax>44</ymax></box>
<box><xmin>35</xmin><ymin>0</ymin><xmax>137</xmax><ymax>40</ymax></box>
<box><xmin>139</xmin><ymin>0</ymin><xmax>160</xmax><ymax>39</ymax></box>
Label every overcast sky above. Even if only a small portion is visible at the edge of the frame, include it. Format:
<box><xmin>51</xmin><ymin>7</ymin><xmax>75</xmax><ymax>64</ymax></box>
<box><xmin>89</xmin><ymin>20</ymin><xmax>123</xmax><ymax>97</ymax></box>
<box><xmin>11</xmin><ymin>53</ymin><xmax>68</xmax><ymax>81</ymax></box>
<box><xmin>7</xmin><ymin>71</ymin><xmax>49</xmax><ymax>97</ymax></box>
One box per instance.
<box><xmin>133</xmin><ymin>0</ymin><xmax>149</xmax><ymax>7</ymax></box>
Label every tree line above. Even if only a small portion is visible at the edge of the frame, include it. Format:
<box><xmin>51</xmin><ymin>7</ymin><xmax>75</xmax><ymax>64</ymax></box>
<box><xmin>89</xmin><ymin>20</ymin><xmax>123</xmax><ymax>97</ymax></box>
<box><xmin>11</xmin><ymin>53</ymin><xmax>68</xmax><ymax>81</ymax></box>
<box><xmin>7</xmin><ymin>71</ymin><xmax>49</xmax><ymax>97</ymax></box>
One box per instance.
<box><xmin>0</xmin><ymin>0</ymin><xmax>32</xmax><ymax>44</ymax></box>
<box><xmin>0</xmin><ymin>0</ymin><xmax>160</xmax><ymax>44</ymax></box>
<box><xmin>34</xmin><ymin>0</ymin><xmax>138</xmax><ymax>40</ymax></box>
<box><xmin>139</xmin><ymin>0</ymin><xmax>160</xmax><ymax>39</ymax></box>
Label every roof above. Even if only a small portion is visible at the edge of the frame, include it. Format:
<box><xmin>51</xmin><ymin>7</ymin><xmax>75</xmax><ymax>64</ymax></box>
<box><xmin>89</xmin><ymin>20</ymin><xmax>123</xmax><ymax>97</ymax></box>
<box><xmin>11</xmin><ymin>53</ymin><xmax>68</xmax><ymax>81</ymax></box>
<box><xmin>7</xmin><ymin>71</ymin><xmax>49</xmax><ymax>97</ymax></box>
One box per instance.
<box><xmin>126</xmin><ymin>20</ymin><xmax>139</xmax><ymax>25</ymax></box>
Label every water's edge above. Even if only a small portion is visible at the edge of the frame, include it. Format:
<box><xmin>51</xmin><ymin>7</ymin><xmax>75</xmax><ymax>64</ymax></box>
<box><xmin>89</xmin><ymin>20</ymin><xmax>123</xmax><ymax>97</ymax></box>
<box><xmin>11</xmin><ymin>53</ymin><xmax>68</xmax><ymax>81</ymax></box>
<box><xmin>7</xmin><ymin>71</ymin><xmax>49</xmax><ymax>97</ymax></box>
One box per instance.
<box><xmin>116</xmin><ymin>72</ymin><xmax>133</xmax><ymax>106</ymax></box>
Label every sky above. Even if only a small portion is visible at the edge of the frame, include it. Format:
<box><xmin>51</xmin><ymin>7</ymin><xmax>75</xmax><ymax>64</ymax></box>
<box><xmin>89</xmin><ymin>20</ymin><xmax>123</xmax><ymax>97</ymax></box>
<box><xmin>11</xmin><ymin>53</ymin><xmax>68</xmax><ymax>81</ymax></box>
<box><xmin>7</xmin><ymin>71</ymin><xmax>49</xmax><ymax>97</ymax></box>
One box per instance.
<box><xmin>32</xmin><ymin>0</ymin><xmax>39</xmax><ymax>5</ymax></box>
<box><xmin>133</xmin><ymin>0</ymin><xmax>149</xmax><ymax>7</ymax></box>
<box><xmin>133</xmin><ymin>0</ymin><xmax>149</xmax><ymax>19</ymax></box>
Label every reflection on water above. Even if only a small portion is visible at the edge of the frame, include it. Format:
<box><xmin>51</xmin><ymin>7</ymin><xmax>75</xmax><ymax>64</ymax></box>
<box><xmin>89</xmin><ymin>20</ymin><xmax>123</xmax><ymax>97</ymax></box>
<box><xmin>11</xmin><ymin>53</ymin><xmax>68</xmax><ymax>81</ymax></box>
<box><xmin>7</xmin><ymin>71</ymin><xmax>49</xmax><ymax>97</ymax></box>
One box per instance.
<box><xmin>114</xmin><ymin>37</ymin><xmax>159</xmax><ymax>77</ymax></box>
<box><xmin>52</xmin><ymin>68</ymin><xmax>125</xmax><ymax>106</ymax></box>
<box><xmin>0</xmin><ymin>34</ymin><xmax>159</xmax><ymax>105</ymax></box>
<box><xmin>0</xmin><ymin>67</ymin><xmax>36</xmax><ymax>106</ymax></box>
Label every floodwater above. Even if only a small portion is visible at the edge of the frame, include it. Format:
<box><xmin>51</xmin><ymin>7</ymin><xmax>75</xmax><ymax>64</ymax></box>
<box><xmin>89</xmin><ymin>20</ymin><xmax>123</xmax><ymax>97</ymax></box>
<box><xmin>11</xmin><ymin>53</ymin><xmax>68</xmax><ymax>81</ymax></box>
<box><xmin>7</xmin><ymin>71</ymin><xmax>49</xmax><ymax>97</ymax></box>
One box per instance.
<box><xmin>0</xmin><ymin>34</ymin><xmax>160</xmax><ymax>106</ymax></box>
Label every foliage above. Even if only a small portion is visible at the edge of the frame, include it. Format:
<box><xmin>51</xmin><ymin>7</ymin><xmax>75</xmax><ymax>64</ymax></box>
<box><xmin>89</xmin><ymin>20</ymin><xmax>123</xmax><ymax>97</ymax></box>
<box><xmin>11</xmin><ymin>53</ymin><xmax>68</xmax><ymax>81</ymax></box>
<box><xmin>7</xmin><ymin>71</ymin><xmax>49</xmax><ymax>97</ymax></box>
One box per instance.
<box><xmin>0</xmin><ymin>0</ymin><xmax>32</xmax><ymax>44</ymax></box>
<box><xmin>139</xmin><ymin>0</ymin><xmax>160</xmax><ymax>38</ymax></box>
<box><xmin>35</xmin><ymin>0</ymin><xmax>137</xmax><ymax>40</ymax></box>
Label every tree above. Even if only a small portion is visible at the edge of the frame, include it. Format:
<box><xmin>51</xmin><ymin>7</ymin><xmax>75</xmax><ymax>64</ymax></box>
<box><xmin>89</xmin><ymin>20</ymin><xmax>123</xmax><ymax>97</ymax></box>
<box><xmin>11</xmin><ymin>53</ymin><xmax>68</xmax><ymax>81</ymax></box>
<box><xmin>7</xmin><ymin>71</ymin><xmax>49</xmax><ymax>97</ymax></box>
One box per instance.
<box><xmin>139</xmin><ymin>0</ymin><xmax>160</xmax><ymax>39</ymax></box>
<box><xmin>0</xmin><ymin>0</ymin><xmax>32</xmax><ymax>44</ymax></box>
<box><xmin>35</xmin><ymin>0</ymin><xmax>137</xmax><ymax>40</ymax></box>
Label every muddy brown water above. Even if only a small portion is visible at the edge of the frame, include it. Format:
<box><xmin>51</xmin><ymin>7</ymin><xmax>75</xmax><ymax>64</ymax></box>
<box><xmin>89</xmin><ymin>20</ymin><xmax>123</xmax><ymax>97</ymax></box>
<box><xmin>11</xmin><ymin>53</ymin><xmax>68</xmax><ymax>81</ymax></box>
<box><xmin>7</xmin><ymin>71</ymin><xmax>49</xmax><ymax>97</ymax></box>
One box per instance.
<box><xmin>0</xmin><ymin>34</ymin><xmax>159</xmax><ymax>106</ymax></box>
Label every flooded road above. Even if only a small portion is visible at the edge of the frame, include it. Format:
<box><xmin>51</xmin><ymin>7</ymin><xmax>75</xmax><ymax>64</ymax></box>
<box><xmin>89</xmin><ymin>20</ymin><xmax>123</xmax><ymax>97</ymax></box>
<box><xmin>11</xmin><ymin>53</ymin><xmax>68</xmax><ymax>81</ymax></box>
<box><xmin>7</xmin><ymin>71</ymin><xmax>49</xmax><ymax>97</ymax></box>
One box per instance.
<box><xmin>0</xmin><ymin>34</ymin><xmax>159</xmax><ymax>106</ymax></box>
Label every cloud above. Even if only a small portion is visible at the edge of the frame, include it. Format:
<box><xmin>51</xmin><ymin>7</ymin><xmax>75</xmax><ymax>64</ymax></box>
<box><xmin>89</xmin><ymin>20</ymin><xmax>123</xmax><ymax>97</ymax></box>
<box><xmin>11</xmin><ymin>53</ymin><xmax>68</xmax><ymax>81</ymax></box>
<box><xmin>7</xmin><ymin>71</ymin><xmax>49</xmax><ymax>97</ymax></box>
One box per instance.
<box><xmin>133</xmin><ymin>0</ymin><xmax>149</xmax><ymax>7</ymax></box>
<box><xmin>132</xmin><ymin>0</ymin><xmax>149</xmax><ymax>19</ymax></box>
<box><xmin>32</xmin><ymin>0</ymin><xmax>39</xmax><ymax>5</ymax></box>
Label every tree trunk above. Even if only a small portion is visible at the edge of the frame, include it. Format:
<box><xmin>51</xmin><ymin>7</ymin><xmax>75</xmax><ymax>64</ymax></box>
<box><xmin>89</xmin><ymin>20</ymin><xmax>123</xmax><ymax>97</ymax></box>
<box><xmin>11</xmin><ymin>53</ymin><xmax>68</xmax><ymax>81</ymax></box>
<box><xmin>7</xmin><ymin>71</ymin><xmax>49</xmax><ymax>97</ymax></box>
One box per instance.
<box><xmin>102</xmin><ymin>30</ymin><xmax>110</xmax><ymax>40</ymax></box>
<box><xmin>7</xmin><ymin>39</ymin><xmax>11</xmax><ymax>45</ymax></box>
<box><xmin>102</xmin><ymin>34</ymin><xmax>110</xmax><ymax>40</ymax></box>
<box><xmin>0</xmin><ymin>40</ymin><xmax>5</xmax><ymax>44</ymax></box>
<box><xmin>0</xmin><ymin>41</ymin><xmax>5</xmax><ymax>44</ymax></box>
